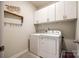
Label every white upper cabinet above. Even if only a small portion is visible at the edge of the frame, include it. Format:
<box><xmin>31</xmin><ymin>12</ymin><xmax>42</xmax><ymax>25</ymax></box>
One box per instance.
<box><xmin>34</xmin><ymin>1</ymin><xmax>77</xmax><ymax>24</ymax></box>
<box><xmin>64</xmin><ymin>1</ymin><xmax>77</xmax><ymax>19</ymax></box>
<box><xmin>48</xmin><ymin>4</ymin><xmax>56</xmax><ymax>22</ymax></box>
<box><xmin>56</xmin><ymin>2</ymin><xmax>64</xmax><ymax>21</ymax></box>
<box><xmin>34</xmin><ymin>11</ymin><xmax>39</xmax><ymax>24</ymax></box>
<box><xmin>39</xmin><ymin>7</ymin><xmax>48</xmax><ymax>23</ymax></box>
<box><xmin>34</xmin><ymin>7</ymin><xmax>48</xmax><ymax>24</ymax></box>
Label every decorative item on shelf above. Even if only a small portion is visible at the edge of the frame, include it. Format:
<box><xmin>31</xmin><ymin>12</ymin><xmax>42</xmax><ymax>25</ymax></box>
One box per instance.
<box><xmin>5</xmin><ymin>5</ymin><xmax>20</xmax><ymax>14</ymax></box>
<box><xmin>4</xmin><ymin>5</ymin><xmax>23</xmax><ymax>26</ymax></box>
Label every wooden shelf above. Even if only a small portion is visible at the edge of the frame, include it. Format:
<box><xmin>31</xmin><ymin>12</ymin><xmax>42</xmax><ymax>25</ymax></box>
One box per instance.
<box><xmin>4</xmin><ymin>10</ymin><xmax>23</xmax><ymax>24</ymax></box>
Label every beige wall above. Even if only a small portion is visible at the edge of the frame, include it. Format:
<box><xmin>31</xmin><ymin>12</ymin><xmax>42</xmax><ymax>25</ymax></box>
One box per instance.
<box><xmin>35</xmin><ymin>20</ymin><xmax>77</xmax><ymax>50</ymax></box>
<box><xmin>3</xmin><ymin>1</ymin><xmax>36</xmax><ymax>57</ymax></box>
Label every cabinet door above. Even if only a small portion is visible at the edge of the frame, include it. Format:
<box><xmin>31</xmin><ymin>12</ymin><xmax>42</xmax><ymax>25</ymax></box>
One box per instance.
<box><xmin>30</xmin><ymin>35</ymin><xmax>39</xmax><ymax>55</ymax></box>
<box><xmin>39</xmin><ymin>36</ymin><xmax>56</xmax><ymax>58</ymax></box>
<box><xmin>34</xmin><ymin>11</ymin><xmax>39</xmax><ymax>24</ymax></box>
<box><xmin>48</xmin><ymin>4</ymin><xmax>56</xmax><ymax>22</ymax></box>
<box><xmin>64</xmin><ymin>1</ymin><xmax>77</xmax><ymax>19</ymax></box>
<box><xmin>56</xmin><ymin>2</ymin><xmax>64</xmax><ymax>21</ymax></box>
<box><xmin>34</xmin><ymin>7</ymin><xmax>48</xmax><ymax>24</ymax></box>
<box><xmin>39</xmin><ymin>7</ymin><xmax>48</xmax><ymax>23</ymax></box>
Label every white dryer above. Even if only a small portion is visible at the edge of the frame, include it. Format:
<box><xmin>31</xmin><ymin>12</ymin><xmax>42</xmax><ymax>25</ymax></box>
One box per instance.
<box><xmin>39</xmin><ymin>31</ymin><xmax>62</xmax><ymax>58</ymax></box>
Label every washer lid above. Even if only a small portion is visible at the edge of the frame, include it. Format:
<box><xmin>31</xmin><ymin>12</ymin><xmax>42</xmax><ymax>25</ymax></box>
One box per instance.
<box><xmin>31</xmin><ymin>30</ymin><xmax>62</xmax><ymax>37</ymax></box>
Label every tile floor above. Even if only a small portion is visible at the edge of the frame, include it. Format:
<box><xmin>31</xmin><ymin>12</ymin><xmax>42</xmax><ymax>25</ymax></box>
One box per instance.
<box><xmin>18</xmin><ymin>51</ymin><xmax>40</xmax><ymax>58</ymax></box>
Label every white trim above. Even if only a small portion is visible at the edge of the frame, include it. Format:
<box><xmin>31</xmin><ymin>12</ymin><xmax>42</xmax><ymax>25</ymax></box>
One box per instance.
<box><xmin>10</xmin><ymin>49</ymin><xmax>28</xmax><ymax>58</ymax></box>
<box><xmin>29</xmin><ymin>52</ymin><xmax>40</xmax><ymax>58</ymax></box>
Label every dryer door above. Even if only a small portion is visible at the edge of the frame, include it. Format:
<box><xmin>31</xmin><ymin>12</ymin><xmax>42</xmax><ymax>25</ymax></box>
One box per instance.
<box><xmin>39</xmin><ymin>36</ymin><xmax>57</xmax><ymax>58</ymax></box>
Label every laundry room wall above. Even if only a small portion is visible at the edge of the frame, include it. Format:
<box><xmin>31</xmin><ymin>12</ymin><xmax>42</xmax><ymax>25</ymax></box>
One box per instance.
<box><xmin>35</xmin><ymin>20</ymin><xmax>77</xmax><ymax>50</ymax></box>
<box><xmin>3</xmin><ymin>1</ymin><xmax>36</xmax><ymax>57</ymax></box>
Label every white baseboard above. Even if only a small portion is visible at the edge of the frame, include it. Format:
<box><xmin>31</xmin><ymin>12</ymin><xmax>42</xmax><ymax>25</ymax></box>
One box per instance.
<box><xmin>10</xmin><ymin>49</ymin><xmax>28</xmax><ymax>58</ymax></box>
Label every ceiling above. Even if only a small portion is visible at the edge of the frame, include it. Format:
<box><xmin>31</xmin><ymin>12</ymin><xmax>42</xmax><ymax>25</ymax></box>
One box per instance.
<box><xmin>30</xmin><ymin>1</ymin><xmax>57</xmax><ymax>10</ymax></box>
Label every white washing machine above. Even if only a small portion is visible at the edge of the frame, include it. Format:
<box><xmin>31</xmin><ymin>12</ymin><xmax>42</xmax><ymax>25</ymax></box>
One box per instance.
<box><xmin>30</xmin><ymin>30</ymin><xmax>62</xmax><ymax>58</ymax></box>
